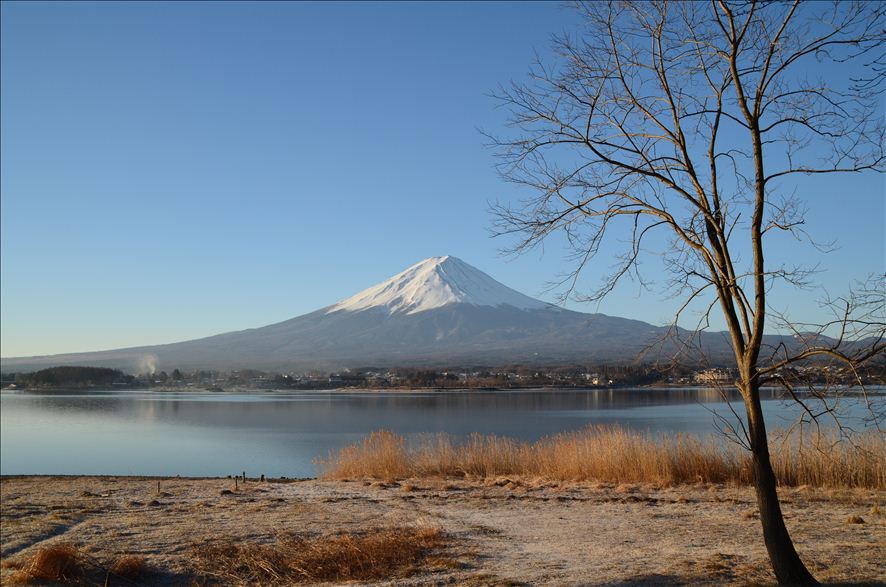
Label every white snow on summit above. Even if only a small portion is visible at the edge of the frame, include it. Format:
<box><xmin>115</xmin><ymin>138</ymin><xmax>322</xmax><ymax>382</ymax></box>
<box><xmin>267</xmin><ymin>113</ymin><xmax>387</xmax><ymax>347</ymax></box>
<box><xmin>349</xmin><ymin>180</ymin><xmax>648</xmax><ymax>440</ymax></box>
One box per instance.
<box><xmin>326</xmin><ymin>256</ymin><xmax>551</xmax><ymax>315</ymax></box>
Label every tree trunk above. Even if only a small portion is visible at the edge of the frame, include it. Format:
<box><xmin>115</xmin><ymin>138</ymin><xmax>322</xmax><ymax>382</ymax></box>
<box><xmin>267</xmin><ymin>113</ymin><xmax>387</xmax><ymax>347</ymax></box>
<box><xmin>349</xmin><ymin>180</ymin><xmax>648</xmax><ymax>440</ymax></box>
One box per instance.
<box><xmin>744</xmin><ymin>383</ymin><xmax>818</xmax><ymax>585</ymax></box>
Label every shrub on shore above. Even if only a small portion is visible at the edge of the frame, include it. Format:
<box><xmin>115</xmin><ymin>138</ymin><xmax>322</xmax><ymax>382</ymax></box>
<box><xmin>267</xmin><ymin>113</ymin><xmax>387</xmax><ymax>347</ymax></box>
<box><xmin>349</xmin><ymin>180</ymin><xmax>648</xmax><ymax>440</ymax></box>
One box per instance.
<box><xmin>109</xmin><ymin>554</ymin><xmax>147</xmax><ymax>580</ymax></box>
<box><xmin>8</xmin><ymin>544</ymin><xmax>83</xmax><ymax>584</ymax></box>
<box><xmin>318</xmin><ymin>426</ymin><xmax>885</xmax><ymax>489</ymax></box>
<box><xmin>6</xmin><ymin>545</ymin><xmax>150</xmax><ymax>585</ymax></box>
<box><xmin>191</xmin><ymin>526</ymin><xmax>448</xmax><ymax>584</ymax></box>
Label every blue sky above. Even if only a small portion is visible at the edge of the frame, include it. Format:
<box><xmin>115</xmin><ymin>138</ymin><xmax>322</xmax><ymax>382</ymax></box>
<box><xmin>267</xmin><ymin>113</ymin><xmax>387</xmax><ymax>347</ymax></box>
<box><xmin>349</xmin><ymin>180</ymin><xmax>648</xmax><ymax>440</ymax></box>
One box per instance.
<box><xmin>2</xmin><ymin>1</ymin><xmax>883</xmax><ymax>357</ymax></box>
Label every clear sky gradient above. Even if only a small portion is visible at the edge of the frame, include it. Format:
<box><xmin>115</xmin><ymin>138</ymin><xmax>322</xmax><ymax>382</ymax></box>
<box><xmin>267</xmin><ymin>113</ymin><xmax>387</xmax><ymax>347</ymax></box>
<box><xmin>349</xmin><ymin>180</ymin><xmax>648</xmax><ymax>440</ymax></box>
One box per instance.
<box><xmin>2</xmin><ymin>1</ymin><xmax>884</xmax><ymax>357</ymax></box>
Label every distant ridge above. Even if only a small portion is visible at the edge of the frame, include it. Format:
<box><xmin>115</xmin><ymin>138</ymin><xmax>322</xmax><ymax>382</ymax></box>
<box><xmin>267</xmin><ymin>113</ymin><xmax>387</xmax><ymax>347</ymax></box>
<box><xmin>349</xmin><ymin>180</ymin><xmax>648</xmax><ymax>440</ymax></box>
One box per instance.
<box><xmin>1</xmin><ymin>256</ymin><xmax>736</xmax><ymax>372</ymax></box>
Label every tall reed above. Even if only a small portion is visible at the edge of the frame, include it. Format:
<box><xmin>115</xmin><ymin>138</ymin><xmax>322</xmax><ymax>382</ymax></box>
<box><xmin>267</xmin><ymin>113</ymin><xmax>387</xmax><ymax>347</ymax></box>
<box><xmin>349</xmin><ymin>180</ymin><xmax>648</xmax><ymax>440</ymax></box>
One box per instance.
<box><xmin>318</xmin><ymin>426</ymin><xmax>885</xmax><ymax>489</ymax></box>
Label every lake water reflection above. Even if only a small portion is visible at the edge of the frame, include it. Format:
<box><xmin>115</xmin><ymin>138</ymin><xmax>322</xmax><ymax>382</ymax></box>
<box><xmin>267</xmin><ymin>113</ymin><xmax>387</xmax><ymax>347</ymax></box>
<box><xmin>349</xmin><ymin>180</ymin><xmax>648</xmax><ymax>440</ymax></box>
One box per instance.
<box><xmin>0</xmin><ymin>388</ymin><xmax>876</xmax><ymax>477</ymax></box>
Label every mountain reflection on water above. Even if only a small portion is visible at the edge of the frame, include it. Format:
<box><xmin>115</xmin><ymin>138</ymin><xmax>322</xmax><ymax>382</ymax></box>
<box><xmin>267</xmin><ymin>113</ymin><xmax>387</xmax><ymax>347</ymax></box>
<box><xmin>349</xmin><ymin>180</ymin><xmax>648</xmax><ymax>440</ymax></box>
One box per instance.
<box><xmin>1</xmin><ymin>387</ymin><xmax>877</xmax><ymax>477</ymax></box>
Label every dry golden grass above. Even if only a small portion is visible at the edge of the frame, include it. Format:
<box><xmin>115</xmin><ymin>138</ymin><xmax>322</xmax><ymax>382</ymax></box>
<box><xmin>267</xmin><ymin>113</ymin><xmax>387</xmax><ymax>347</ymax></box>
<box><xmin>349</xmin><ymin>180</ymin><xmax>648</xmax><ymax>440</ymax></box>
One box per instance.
<box><xmin>770</xmin><ymin>428</ymin><xmax>886</xmax><ymax>489</ymax></box>
<box><xmin>191</xmin><ymin>526</ymin><xmax>448</xmax><ymax>584</ymax></box>
<box><xmin>8</xmin><ymin>543</ymin><xmax>83</xmax><ymax>584</ymax></box>
<box><xmin>109</xmin><ymin>554</ymin><xmax>147</xmax><ymax>580</ymax></box>
<box><xmin>319</xmin><ymin>426</ymin><xmax>886</xmax><ymax>489</ymax></box>
<box><xmin>6</xmin><ymin>545</ymin><xmax>148</xmax><ymax>586</ymax></box>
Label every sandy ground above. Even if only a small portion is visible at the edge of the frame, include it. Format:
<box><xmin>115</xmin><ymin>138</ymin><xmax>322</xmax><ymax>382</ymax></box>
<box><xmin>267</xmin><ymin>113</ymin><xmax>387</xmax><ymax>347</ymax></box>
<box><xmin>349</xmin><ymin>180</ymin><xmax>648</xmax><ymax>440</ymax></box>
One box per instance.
<box><xmin>1</xmin><ymin>476</ymin><xmax>883</xmax><ymax>586</ymax></box>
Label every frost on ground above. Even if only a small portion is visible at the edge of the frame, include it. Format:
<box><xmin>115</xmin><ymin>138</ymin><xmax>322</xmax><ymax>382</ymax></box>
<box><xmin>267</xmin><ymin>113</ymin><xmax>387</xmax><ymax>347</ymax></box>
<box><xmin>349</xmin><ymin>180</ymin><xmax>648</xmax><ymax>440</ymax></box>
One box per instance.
<box><xmin>1</xmin><ymin>476</ymin><xmax>883</xmax><ymax>586</ymax></box>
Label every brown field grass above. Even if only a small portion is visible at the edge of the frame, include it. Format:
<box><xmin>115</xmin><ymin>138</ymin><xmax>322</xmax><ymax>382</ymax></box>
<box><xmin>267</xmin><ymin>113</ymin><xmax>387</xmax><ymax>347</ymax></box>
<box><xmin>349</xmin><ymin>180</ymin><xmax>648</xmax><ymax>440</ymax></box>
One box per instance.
<box><xmin>6</xmin><ymin>545</ymin><xmax>149</xmax><ymax>586</ymax></box>
<box><xmin>191</xmin><ymin>526</ymin><xmax>449</xmax><ymax>585</ymax></box>
<box><xmin>319</xmin><ymin>426</ymin><xmax>886</xmax><ymax>489</ymax></box>
<box><xmin>2</xmin><ymin>475</ymin><xmax>883</xmax><ymax>586</ymax></box>
<box><xmin>8</xmin><ymin>544</ymin><xmax>83</xmax><ymax>584</ymax></box>
<box><xmin>109</xmin><ymin>554</ymin><xmax>147</xmax><ymax>580</ymax></box>
<box><xmin>769</xmin><ymin>428</ymin><xmax>886</xmax><ymax>489</ymax></box>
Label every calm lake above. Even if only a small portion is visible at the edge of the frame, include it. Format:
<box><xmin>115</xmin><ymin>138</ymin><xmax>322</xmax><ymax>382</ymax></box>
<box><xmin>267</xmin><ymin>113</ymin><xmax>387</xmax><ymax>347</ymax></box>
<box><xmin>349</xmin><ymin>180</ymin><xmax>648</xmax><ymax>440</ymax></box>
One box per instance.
<box><xmin>0</xmin><ymin>387</ymin><xmax>878</xmax><ymax>477</ymax></box>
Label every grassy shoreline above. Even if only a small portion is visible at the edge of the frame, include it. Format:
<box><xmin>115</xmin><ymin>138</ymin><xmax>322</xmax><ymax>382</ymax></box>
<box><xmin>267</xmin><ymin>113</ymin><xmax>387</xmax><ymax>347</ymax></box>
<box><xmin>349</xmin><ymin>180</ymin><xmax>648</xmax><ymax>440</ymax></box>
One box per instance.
<box><xmin>320</xmin><ymin>426</ymin><xmax>886</xmax><ymax>489</ymax></box>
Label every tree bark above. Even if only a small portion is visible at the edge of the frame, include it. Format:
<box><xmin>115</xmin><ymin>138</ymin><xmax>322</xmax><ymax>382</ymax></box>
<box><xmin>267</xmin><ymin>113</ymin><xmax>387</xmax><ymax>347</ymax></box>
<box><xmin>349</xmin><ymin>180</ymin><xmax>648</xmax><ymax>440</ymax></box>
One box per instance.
<box><xmin>744</xmin><ymin>381</ymin><xmax>818</xmax><ymax>585</ymax></box>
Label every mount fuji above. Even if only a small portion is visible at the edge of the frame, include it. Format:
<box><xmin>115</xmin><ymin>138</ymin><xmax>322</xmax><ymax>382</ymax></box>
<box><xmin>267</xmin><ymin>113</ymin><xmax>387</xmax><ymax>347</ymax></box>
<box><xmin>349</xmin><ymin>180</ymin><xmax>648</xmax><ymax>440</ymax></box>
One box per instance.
<box><xmin>1</xmin><ymin>256</ymin><xmax>733</xmax><ymax>372</ymax></box>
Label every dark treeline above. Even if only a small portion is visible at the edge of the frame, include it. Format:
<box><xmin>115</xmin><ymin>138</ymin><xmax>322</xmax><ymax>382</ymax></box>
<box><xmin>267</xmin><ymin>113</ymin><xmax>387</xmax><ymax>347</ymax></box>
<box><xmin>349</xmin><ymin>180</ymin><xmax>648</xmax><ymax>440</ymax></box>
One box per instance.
<box><xmin>370</xmin><ymin>364</ymin><xmax>677</xmax><ymax>389</ymax></box>
<box><xmin>9</xmin><ymin>366</ymin><xmax>134</xmax><ymax>389</ymax></box>
<box><xmin>2</xmin><ymin>360</ymin><xmax>882</xmax><ymax>391</ymax></box>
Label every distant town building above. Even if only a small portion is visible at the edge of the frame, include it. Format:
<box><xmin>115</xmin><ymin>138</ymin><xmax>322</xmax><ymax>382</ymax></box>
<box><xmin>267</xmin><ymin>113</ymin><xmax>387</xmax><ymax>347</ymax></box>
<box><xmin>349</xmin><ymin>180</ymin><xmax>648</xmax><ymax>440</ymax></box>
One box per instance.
<box><xmin>693</xmin><ymin>368</ymin><xmax>734</xmax><ymax>384</ymax></box>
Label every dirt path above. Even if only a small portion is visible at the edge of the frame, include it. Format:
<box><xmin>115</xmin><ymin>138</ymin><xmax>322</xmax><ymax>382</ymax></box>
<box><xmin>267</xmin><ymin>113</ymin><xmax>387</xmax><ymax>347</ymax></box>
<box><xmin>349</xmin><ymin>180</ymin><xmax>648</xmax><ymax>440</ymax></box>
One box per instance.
<box><xmin>1</xmin><ymin>476</ymin><xmax>883</xmax><ymax>585</ymax></box>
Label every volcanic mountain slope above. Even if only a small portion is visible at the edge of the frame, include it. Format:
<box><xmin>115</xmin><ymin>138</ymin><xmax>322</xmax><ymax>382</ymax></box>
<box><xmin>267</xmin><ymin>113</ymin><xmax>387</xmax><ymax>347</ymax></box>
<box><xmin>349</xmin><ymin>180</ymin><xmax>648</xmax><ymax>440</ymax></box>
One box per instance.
<box><xmin>1</xmin><ymin>256</ymin><xmax>736</xmax><ymax>372</ymax></box>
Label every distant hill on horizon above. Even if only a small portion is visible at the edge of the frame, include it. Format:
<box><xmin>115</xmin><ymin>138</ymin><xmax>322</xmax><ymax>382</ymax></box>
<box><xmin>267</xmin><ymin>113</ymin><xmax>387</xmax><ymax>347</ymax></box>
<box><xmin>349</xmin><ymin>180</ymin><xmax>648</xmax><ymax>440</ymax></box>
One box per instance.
<box><xmin>2</xmin><ymin>256</ymin><xmax>741</xmax><ymax>373</ymax></box>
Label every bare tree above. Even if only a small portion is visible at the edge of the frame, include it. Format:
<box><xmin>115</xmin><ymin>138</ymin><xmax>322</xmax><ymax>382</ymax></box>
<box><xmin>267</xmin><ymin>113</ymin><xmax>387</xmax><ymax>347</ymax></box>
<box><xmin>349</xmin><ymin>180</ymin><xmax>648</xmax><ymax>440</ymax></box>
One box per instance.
<box><xmin>489</xmin><ymin>1</ymin><xmax>885</xmax><ymax>584</ymax></box>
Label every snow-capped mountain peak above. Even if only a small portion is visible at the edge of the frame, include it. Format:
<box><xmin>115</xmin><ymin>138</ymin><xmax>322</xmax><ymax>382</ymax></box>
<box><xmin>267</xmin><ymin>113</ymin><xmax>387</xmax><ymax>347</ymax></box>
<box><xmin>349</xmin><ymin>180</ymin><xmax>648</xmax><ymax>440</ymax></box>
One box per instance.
<box><xmin>325</xmin><ymin>256</ymin><xmax>551</xmax><ymax>315</ymax></box>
